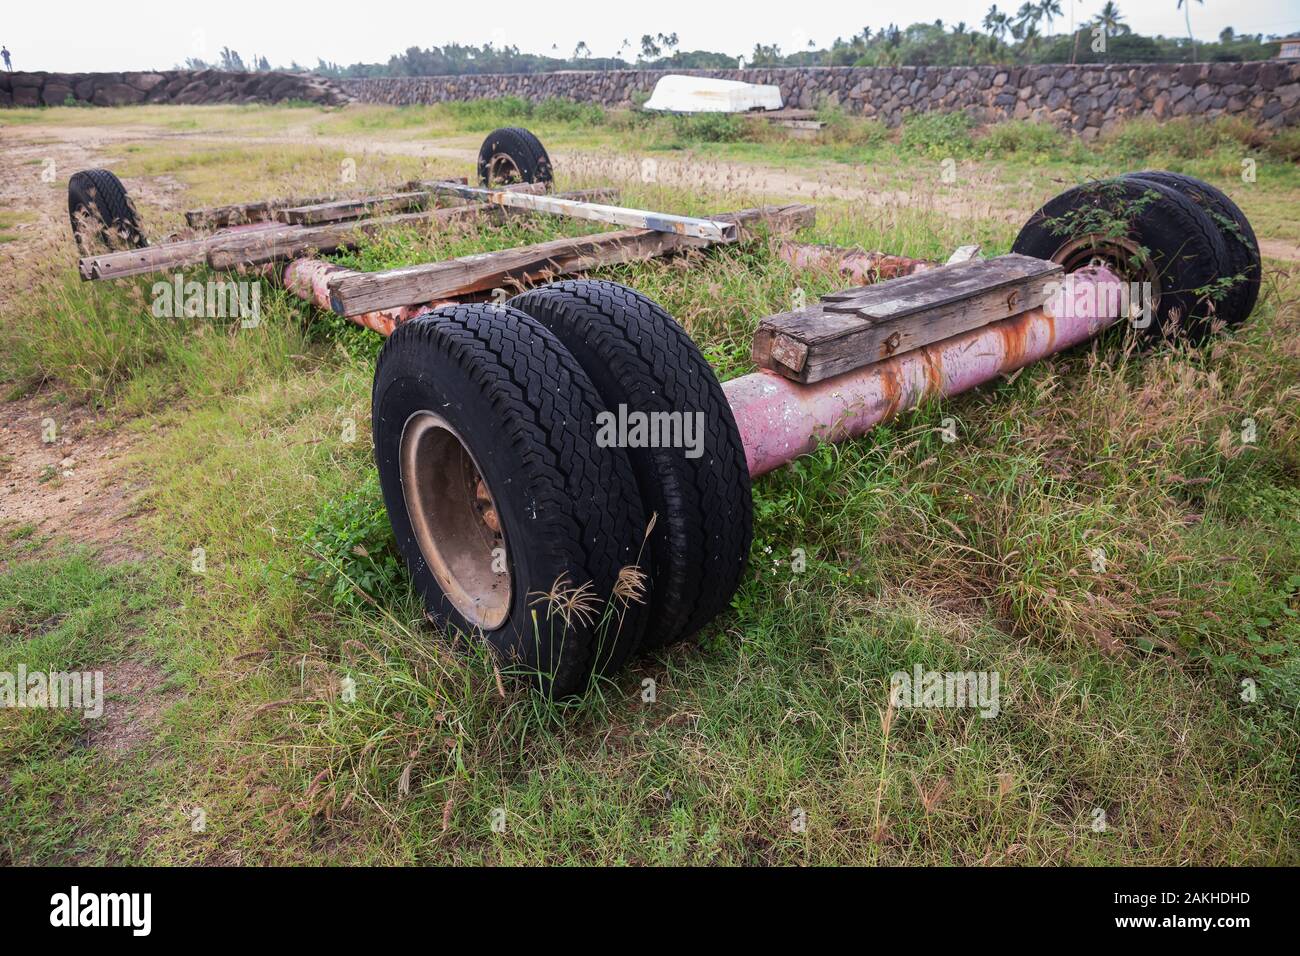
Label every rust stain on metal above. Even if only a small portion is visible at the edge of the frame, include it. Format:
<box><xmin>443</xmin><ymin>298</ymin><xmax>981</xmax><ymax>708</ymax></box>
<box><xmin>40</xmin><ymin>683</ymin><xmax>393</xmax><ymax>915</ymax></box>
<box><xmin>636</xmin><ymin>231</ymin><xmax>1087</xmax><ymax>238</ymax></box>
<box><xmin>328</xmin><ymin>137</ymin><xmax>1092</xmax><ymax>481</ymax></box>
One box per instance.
<box><xmin>996</xmin><ymin>312</ymin><xmax>1031</xmax><ymax>370</ymax></box>
<box><xmin>1041</xmin><ymin>311</ymin><xmax>1058</xmax><ymax>353</ymax></box>
<box><xmin>726</xmin><ymin>266</ymin><xmax>1126</xmax><ymax>479</ymax></box>
<box><xmin>879</xmin><ymin>362</ymin><xmax>905</xmax><ymax>422</ymax></box>
<box><xmin>920</xmin><ymin>346</ymin><xmax>945</xmax><ymax>400</ymax></box>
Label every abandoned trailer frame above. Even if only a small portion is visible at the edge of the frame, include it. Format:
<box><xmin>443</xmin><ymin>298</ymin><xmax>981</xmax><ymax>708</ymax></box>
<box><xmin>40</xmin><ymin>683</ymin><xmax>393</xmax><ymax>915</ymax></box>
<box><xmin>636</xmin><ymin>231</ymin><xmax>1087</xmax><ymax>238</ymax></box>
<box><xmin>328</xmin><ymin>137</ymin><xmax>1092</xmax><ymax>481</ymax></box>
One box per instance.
<box><xmin>68</xmin><ymin>127</ymin><xmax>1263</xmax><ymax>698</ymax></box>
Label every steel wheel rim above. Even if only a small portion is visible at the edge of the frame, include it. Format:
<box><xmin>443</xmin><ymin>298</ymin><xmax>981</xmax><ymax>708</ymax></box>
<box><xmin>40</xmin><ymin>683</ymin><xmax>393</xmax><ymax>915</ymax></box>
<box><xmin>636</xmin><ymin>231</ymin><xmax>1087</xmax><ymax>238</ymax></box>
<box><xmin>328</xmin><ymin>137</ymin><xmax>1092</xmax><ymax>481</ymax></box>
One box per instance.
<box><xmin>399</xmin><ymin>411</ymin><xmax>511</xmax><ymax>630</ymax></box>
<box><xmin>487</xmin><ymin>153</ymin><xmax>523</xmax><ymax>186</ymax></box>
<box><xmin>1051</xmin><ymin>234</ymin><xmax>1162</xmax><ymax>325</ymax></box>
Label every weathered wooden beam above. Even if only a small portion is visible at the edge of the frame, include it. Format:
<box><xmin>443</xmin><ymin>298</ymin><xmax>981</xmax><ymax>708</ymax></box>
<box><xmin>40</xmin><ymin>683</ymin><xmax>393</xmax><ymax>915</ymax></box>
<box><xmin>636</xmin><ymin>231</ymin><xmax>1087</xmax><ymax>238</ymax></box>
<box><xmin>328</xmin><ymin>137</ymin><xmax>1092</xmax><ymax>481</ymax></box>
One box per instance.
<box><xmin>184</xmin><ymin>196</ymin><xmax>335</xmax><ymax>230</ymax></box>
<box><xmin>421</xmin><ymin>180</ymin><xmax>740</xmax><ymax>242</ymax></box>
<box><xmin>752</xmin><ymin>253</ymin><xmax>1063</xmax><ymax>383</ymax></box>
<box><xmin>181</xmin><ymin>178</ymin><xmax>471</xmax><ymax>230</ymax></box>
<box><xmin>79</xmin><ymin>222</ymin><xmax>287</xmax><ymax>280</ymax></box>
<box><xmin>81</xmin><ymin>188</ymin><xmax>620</xmax><ymax>279</ymax></box>
<box><xmin>273</xmin><ymin>181</ymin><xmax>550</xmax><ymax>226</ymax></box>
<box><xmin>326</xmin><ymin>203</ymin><xmax>814</xmax><ymax>317</ymax></box>
<box><xmin>208</xmin><ymin>188</ymin><xmax>619</xmax><ymax>271</ymax></box>
<box><xmin>275</xmin><ymin>191</ymin><xmax>433</xmax><ymax>226</ymax></box>
<box><xmin>821</xmin><ymin>253</ymin><xmax>1058</xmax><ymax>315</ymax></box>
<box><xmin>209</xmin><ymin>205</ymin><xmax>496</xmax><ymax>270</ymax></box>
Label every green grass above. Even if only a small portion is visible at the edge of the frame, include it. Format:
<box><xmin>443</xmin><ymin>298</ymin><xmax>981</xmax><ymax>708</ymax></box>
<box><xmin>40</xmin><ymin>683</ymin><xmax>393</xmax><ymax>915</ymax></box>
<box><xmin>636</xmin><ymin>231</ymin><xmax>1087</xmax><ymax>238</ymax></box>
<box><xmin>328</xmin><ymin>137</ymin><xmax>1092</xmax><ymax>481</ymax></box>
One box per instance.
<box><xmin>0</xmin><ymin>211</ymin><xmax>33</xmax><ymax>244</ymax></box>
<box><xmin>0</xmin><ymin>109</ymin><xmax>1297</xmax><ymax>864</ymax></box>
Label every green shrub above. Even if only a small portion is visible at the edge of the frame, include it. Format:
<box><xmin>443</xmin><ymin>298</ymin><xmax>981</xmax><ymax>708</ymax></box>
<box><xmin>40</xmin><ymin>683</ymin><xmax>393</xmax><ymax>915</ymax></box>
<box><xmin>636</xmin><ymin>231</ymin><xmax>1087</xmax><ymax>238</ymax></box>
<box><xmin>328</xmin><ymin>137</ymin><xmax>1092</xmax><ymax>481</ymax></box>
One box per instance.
<box><xmin>815</xmin><ymin>104</ymin><xmax>889</xmax><ymax>147</ymax></box>
<box><xmin>980</xmin><ymin>120</ymin><xmax>1065</xmax><ymax>154</ymax></box>
<box><xmin>669</xmin><ymin>111</ymin><xmax>751</xmax><ymax>143</ymax></box>
<box><xmin>1103</xmin><ymin>117</ymin><xmax>1200</xmax><ymax>160</ymax></box>
<box><xmin>1264</xmin><ymin>127</ymin><xmax>1300</xmax><ymax>164</ymax></box>
<box><xmin>1101</xmin><ymin>116</ymin><xmax>1270</xmax><ymax>162</ymax></box>
<box><xmin>440</xmin><ymin>95</ymin><xmax>533</xmax><ymax>128</ymax></box>
<box><xmin>301</xmin><ymin>471</ymin><xmax>406</xmax><ymax>612</ymax></box>
<box><xmin>531</xmin><ymin>97</ymin><xmax>606</xmax><ymax>126</ymax></box>
<box><xmin>608</xmin><ymin>107</ymin><xmax>656</xmax><ymax>132</ymax></box>
<box><xmin>899</xmin><ymin>111</ymin><xmax>974</xmax><ymax>156</ymax></box>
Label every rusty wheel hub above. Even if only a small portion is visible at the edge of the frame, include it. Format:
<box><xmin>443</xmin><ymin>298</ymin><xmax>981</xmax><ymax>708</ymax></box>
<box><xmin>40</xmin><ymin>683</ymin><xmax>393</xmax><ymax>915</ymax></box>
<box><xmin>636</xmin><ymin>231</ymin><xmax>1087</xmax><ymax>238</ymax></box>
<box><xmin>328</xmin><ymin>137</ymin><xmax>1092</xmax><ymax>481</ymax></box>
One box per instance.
<box><xmin>486</xmin><ymin>153</ymin><xmax>523</xmax><ymax>186</ymax></box>
<box><xmin>399</xmin><ymin>411</ymin><xmax>511</xmax><ymax>630</ymax></box>
<box><xmin>1051</xmin><ymin>234</ymin><xmax>1162</xmax><ymax>325</ymax></box>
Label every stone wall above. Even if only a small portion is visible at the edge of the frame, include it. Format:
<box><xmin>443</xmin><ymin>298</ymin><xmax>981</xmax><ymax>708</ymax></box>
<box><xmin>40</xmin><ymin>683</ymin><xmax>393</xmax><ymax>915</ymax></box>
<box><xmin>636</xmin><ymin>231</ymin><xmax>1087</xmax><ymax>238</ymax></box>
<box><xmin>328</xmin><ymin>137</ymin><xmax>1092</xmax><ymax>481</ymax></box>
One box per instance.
<box><xmin>340</xmin><ymin>63</ymin><xmax>1300</xmax><ymax>135</ymax></box>
<box><xmin>6</xmin><ymin>64</ymin><xmax>1295</xmax><ymax>133</ymax></box>
<box><xmin>0</xmin><ymin>70</ymin><xmax>349</xmax><ymax>108</ymax></box>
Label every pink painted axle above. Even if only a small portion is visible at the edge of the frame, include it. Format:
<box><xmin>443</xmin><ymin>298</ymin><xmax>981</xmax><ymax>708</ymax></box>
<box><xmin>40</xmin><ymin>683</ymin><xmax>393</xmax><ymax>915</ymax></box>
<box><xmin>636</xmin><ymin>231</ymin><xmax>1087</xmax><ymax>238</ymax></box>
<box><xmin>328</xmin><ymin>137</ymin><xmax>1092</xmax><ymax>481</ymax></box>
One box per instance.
<box><xmin>725</xmin><ymin>266</ymin><xmax>1125</xmax><ymax>478</ymax></box>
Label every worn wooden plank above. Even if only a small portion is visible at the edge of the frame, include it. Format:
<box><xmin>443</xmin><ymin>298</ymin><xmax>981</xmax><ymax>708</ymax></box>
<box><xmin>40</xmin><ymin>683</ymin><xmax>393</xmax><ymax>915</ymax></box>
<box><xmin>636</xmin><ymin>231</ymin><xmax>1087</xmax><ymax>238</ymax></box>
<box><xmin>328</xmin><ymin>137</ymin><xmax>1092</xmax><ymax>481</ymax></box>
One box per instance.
<box><xmin>182</xmin><ymin>178</ymin><xmax>469</xmax><ymax>230</ymax></box>
<box><xmin>275</xmin><ymin>191</ymin><xmax>433</xmax><ymax>226</ymax></box>
<box><xmin>422</xmin><ymin>180</ymin><xmax>741</xmax><ymax>242</ymax></box>
<box><xmin>207</xmin><ymin>188</ymin><xmax>621</xmax><ymax>271</ymax></box>
<box><xmin>184</xmin><ymin>196</ymin><xmax>334</xmax><ymax>230</ymax></box>
<box><xmin>753</xmin><ymin>253</ymin><xmax>1063</xmax><ymax>383</ymax></box>
<box><xmin>275</xmin><ymin>181</ymin><xmax>552</xmax><ymax>226</ymax></box>
<box><xmin>82</xmin><ymin>189</ymin><xmax>621</xmax><ymax>279</ymax></box>
<box><xmin>821</xmin><ymin>254</ymin><xmax>1055</xmax><ymax>316</ymax></box>
<box><xmin>327</xmin><ymin>203</ymin><xmax>815</xmax><ymax>316</ymax></box>
<box><xmin>80</xmin><ymin>223</ymin><xmax>288</xmax><ymax>280</ymax></box>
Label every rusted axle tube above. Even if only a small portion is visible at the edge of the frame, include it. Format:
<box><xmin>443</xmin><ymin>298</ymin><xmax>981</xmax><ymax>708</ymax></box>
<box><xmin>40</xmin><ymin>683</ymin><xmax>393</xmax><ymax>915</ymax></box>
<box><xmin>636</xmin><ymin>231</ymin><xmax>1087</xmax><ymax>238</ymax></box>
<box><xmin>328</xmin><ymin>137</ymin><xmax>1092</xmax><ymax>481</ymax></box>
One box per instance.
<box><xmin>724</xmin><ymin>265</ymin><xmax>1124</xmax><ymax>478</ymax></box>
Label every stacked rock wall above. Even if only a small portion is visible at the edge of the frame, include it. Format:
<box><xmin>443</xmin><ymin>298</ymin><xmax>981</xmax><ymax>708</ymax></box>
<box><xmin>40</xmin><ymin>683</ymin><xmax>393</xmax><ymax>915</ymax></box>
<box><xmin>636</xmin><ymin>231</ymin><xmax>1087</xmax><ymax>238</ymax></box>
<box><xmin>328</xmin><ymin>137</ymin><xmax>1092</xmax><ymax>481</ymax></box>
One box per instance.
<box><xmin>0</xmin><ymin>70</ymin><xmax>349</xmax><ymax>108</ymax></box>
<box><xmin>340</xmin><ymin>62</ymin><xmax>1300</xmax><ymax>134</ymax></box>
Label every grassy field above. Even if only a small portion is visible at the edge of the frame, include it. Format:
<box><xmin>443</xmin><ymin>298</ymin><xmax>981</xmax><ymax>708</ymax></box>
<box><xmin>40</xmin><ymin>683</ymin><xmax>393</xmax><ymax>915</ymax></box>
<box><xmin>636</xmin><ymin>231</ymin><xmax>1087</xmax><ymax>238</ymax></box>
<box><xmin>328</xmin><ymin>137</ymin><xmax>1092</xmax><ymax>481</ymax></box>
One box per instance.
<box><xmin>0</xmin><ymin>100</ymin><xmax>1297</xmax><ymax>865</ymax></box>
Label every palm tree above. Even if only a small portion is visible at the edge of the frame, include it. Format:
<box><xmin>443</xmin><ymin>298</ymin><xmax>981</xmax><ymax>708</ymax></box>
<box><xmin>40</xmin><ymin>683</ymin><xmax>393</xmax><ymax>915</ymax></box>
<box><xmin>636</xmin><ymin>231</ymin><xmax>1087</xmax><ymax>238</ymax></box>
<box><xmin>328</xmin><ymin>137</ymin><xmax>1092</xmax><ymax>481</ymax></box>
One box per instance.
<box><xmin>1094</xmin><ymin>1</ymin><xmax>1125</xmax><ymax>36</ymax></box>
<box><xmin>1014</xmin><ymin>2</ymin><xmax>1041</xmax><ymax>38</ymax></box>
<box><xmin>1177</xmin><ymin>0</ymin><xmax>1203</xmax><ymax>62</ymax></box>
<box><xmin>1020</xmin><ymin>22</ymin><xmax>1043</xmax><ymax>61</ymax></box>
<box><xmin>983</xmin><ymin>4</ymin><xmax>1009</xmax><ymax>41</ymax></box>
<box><xmin>1037</xmin><ymin>0</ymin><xmax>1063</xmax><ymax>37</ymax></box>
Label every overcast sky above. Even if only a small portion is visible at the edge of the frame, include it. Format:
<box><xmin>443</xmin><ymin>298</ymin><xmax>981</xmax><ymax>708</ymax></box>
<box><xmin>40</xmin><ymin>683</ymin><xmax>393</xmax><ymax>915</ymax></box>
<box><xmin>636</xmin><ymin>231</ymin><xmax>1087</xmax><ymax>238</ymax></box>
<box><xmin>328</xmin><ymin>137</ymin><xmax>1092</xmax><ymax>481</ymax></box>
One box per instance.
<box><xmin>4</xmin><ymin>0</ymin><xmax>1299</xmax><ymax>73</ymax></box>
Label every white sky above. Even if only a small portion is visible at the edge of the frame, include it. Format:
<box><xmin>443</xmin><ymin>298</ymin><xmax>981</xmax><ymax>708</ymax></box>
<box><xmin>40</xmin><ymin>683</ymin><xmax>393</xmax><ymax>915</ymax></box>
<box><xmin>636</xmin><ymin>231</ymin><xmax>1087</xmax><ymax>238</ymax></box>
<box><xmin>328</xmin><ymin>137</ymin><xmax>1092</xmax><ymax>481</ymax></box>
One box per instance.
<box><xmin>4</xmin><ymin>0</ymin><xmax>1299</xmax><ymax>73</ymax></box>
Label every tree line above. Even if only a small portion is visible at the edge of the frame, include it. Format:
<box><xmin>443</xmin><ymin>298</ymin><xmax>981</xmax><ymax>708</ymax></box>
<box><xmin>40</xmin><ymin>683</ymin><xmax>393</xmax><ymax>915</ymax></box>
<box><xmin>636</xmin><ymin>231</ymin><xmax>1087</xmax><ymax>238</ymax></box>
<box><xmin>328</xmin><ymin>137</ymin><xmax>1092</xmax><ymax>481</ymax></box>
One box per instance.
<box><xmin>178</xmin><ymin>6</ymin><xmax>1289</xmax><ymax>77</ymax></box>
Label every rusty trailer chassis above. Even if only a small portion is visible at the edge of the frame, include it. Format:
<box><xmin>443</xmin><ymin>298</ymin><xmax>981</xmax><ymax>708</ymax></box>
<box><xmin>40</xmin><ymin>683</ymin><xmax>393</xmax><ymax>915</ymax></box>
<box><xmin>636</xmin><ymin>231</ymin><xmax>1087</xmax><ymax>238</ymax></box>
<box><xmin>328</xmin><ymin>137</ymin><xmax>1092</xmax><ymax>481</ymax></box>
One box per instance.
<box><xmin>69</xmin><ymin>134</ymin><xmax>1255</xmax><ymax>698</ymax></box>
<box><xmin>74</xmin><ymin>173</ymin><xmax>1126</xmax><ymax>480</ymax></box>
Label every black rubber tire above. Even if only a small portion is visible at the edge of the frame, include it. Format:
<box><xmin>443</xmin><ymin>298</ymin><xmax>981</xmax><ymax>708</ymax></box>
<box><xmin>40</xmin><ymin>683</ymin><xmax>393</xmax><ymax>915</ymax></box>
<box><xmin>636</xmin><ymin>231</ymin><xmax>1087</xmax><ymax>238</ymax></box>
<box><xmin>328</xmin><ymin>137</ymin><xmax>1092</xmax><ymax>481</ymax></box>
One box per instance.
<box><xmin>1122</xmin><ymin>170</ymin><xmax>1260</xmax><ymax>326</ymax></box>
<box><xmin>67</xmin><ymin>168</ymin><xmax>147</xmax><ymax>254</ymax></box>
<box><xmin>1012</xmin><ymin>177</ymin><xmax>1233</xmax><ymax>339</ymax></box>
<box><xmin>477</xmin><ymin>127</ymin><xmax>553</xmax><ymax>188</ymax></box>
<box><xmin>508</xmin><ymin>280</ymin><xmax>753</xmax><ymax>650</ymax></box>
<box><xmin>372</xmin><ymin>304</ymin><xmax>649</xmax><ymax>698</ymax></box>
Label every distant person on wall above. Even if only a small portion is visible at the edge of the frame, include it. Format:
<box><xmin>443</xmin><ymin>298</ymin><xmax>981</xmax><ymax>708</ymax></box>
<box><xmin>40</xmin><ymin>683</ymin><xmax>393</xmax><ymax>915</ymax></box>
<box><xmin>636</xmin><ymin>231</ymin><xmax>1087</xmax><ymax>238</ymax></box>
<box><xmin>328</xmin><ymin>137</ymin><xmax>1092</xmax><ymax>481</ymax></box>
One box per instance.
<box><xmin>1</xmin><ymin>47</ymin><xmax>11</xmax><ymax>71</ymax></box>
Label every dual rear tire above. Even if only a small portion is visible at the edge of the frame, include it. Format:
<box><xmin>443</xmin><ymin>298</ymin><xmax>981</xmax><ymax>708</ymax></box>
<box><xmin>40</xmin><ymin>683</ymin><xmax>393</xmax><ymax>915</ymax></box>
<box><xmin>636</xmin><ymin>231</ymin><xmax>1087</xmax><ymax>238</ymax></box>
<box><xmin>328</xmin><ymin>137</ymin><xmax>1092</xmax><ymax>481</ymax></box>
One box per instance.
<box><xmin>372</xmin><ymin>285</ymin><xmax>751</xmax><ymax>698</ymax></box>
<box><xmin>1011</xmin><ymin>172</ymin><xmax>1260</xmax><ymax>337</ymax></box>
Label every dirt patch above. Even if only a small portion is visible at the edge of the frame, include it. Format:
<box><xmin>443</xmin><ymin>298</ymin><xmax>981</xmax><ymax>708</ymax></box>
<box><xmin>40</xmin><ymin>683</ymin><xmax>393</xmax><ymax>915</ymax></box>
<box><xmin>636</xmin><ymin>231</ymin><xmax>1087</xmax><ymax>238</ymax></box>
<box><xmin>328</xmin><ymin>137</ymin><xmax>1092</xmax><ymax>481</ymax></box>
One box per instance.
<box><xmin>86</xmin><ymin>655</ymin><xmax>175</xmax><ymax>755</ymax></box>
<box><xmin>218</xmin><ymin>132</ymin><xmax>1031</xmax><ymax>222</ymax></box>
<box><xmin>0</xmin><ymin>394</ymin><xmax>145</xmax><ymax>562</ymax></box>
<box><xmin>1259</xmin><ymin>239</ymin><xmax>1300</xmax><ymax>263</ymax></box>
